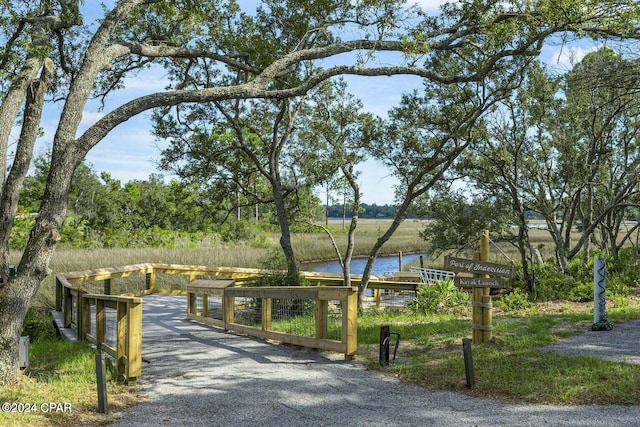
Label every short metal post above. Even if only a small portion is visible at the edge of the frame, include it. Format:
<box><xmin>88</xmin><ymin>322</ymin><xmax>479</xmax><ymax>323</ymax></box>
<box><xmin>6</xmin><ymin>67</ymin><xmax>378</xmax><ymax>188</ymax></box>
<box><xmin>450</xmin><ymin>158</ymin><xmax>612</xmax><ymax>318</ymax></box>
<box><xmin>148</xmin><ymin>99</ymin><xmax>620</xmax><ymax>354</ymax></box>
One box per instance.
<box><xmin>379</xmin><ymin>325</ymin><xmax>390</xmax><ymax>366</ymax></box>
<box><xmin>95</xmin><ymin>354</ymin><xmax>109</xmax><ymax>414</ymax></box>
<box><xmin>462</xmin><ymin>338</ymin><xmax>474</xmax><ymax>388</ymax></box>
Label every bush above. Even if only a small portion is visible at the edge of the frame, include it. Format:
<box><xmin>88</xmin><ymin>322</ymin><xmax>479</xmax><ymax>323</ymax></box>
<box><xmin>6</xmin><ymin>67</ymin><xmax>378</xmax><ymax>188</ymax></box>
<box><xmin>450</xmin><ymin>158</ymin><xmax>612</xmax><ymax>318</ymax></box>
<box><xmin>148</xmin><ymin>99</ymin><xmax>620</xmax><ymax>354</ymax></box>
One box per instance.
<box><xmin>532</xmin><ymin>262</ymin><xmax>577</xmax><ymax>301</ymax></box>
<box><xmin>407</xmin><ymin>279</ymin><xmax>470</xmax><ymax>315</ymax></box>
<box><xmin>220</xmin><ymin>219</ymin><xmax>267</xmax><ymax>244</ymax></box>
<box><xmin>495</xmin><ymin>288</ymin><xmax>532</xmax><ymax>312</ymax></box>
<box><xmin>568</xmin><ymin>281</ymin><xmax>593</xmax><ymax>302</ymax></box>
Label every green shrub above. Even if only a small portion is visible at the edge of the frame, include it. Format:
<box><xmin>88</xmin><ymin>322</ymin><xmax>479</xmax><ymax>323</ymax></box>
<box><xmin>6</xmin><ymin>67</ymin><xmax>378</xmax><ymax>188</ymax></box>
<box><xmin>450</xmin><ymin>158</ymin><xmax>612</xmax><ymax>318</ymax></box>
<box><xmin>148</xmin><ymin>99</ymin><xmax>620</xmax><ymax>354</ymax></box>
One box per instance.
<box><xmin>532</xmin><ymin>262</ymin><xmax>577</xmax><ymax>301</ymax></box>
<box><xmin>407</xmin><ymin>279</ymin><xmax>470</xmax><ymax>315</ymax></box>
<box><xmin>220</xmin><ymin>219</ymin><xmax>267</xmax><ymax>244</ymax></box>
<box><xmin>495</xmin><ymin>288</ymin><xmax>532</xmax><ymax>312</ymax></box>
<box><xmin>568</xmin><ymin>281</ymin><xmax>593</xmax><ymax>302</ymax></box>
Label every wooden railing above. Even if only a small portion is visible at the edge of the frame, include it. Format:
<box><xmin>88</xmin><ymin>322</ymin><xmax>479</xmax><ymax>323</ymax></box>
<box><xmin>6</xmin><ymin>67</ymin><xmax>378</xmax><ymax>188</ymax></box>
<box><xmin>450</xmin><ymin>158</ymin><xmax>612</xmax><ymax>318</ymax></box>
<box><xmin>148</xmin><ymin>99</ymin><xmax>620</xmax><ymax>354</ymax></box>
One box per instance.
<box><xmin>187</xmin><ymin>283</ymin><xmax>358</xmax><ymax>359</ymax></box>
<box><xmin>54</xmin><ymin>263</ymin><xmax>421</xmax><ymax>382</ymax></box>
<box><xmin>83</xmin><ymin>294</ymin><xmax>142</xmax><ymax>385</ymax></box>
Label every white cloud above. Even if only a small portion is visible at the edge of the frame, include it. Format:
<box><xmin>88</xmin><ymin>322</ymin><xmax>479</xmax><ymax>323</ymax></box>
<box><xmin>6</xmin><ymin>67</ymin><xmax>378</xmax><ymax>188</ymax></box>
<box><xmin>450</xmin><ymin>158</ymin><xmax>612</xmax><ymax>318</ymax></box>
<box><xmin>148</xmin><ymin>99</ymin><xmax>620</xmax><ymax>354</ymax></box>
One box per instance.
<box><xmin>80</xmin><ymin>110</ymin><xmax>104</xmax><ymax>127</ymax></box>
<box><xmin>544</xmin><ymin>45</ymin><xmax>599</xmax><ymax>71</ymax></box>
<box><xmin>122</xmin><ymin>71</ymin><xmax>171</xmax><ymax>93</ymax></box>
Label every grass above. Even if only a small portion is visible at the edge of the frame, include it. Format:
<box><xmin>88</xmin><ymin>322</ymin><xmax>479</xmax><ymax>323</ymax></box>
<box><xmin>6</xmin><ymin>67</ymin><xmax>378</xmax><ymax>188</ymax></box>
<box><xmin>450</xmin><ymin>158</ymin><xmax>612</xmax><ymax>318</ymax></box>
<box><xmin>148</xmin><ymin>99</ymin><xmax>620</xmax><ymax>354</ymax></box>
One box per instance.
<box><xmin>0</xmin><ymin>336</ymin><xmax>140</xmax><ymax>427</ymax></box>
<box><xmin>356</xmin><ymin>300</ymin><xmax>640</xmax><ymax>405</ymax></box>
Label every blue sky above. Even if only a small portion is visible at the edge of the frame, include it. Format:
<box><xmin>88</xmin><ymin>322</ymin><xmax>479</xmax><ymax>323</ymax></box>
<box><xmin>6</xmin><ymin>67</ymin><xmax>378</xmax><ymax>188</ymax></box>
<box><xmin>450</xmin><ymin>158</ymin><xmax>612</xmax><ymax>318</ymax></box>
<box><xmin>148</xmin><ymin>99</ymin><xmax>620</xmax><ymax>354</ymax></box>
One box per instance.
<box><xmin>26</xmin><ymin>1</ymin><xmax>596</xmax><ymax>205</ymax></box>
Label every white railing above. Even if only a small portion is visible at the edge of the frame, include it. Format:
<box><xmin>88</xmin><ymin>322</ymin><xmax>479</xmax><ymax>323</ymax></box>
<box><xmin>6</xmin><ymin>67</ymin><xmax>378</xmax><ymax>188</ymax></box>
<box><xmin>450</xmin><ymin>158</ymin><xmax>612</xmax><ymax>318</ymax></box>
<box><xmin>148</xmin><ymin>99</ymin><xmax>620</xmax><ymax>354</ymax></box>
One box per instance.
<box><xmin>409</xmin><ymin>267</ymin><xmax>455</xmax><ymax>284</ymax></box>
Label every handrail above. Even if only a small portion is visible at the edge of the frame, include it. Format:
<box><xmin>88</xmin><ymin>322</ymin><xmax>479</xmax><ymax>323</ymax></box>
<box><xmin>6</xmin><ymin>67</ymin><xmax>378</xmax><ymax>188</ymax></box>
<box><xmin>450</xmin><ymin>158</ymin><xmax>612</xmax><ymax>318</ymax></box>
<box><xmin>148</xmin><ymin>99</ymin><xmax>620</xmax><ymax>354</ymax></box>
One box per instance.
<box><xmin>82</xmin><ymin>294</ymin><xmax>142</xmax><ymax>385</ymax></box>
<box><xmin>188</xmin><ymin>285</ymin><xmax>358</xmax><ymax>359</ymax></box>
<box><xmin>54</xmin><ymin>263</ymin><xmax>419</xmax><ymax>382</ymax></box>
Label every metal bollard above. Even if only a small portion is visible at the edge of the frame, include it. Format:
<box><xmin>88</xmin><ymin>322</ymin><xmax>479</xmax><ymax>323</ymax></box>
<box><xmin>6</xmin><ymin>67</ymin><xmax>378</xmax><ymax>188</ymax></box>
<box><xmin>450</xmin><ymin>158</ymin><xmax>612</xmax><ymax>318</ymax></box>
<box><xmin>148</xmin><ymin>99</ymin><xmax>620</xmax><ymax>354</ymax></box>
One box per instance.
<box><xmin>462</xmin><ymin>338</ymin><xmax>474</xmax><ymax>388</ymax></box>
<box><xmin>379</xmin><ymin>325</ymin><xmax>400</xmax><ymax>366</ymax></box>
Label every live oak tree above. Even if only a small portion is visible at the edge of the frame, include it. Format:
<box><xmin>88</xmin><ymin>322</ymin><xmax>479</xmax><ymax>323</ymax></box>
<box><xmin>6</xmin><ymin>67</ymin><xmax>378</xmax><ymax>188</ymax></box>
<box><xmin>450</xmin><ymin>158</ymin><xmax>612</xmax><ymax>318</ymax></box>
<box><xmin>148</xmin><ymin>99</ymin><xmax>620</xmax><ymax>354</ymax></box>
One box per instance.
<box><xmin>1</xmin><ymin>0</ymin><xmax>639</xmax><ymax>383</ymax></box>
<box><xmin>449</xmin><ymin>62</ymin><xmax>563</xmax><ymax>293</ymax></box>
<box><xmin>555</xmin><ymin>47</ymin><xmax>640</xmax><ymax>263</ymax></box>
<box><xmin>299</xmin><ymin>79</ymin><xmax>377</xmax><ymax>288</ymax></box>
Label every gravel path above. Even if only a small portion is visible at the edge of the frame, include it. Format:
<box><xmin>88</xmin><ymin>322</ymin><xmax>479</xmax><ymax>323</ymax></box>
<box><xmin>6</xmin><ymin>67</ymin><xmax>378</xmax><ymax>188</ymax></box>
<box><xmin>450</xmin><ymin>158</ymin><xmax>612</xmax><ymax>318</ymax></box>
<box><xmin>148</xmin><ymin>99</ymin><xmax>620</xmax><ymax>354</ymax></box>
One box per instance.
<box><xmin>96</xmin><ymin>296</ymin><xmax>640</xmax><ymax>426</ymax></box>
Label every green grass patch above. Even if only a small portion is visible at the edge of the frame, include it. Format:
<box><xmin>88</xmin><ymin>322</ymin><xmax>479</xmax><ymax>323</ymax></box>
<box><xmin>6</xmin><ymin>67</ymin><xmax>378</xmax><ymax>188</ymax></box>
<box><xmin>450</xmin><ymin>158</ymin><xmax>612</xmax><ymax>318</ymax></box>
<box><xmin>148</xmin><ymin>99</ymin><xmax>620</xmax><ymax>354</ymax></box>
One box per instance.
<box><xmin>358</xmin><ymin>307</ymin><xmax>640</xmax><ymax>405</ymax></box>
<box><xmin>1</xmin><ymin>312</ymin><xmax>141</xmax><ymax>427</ymax></box>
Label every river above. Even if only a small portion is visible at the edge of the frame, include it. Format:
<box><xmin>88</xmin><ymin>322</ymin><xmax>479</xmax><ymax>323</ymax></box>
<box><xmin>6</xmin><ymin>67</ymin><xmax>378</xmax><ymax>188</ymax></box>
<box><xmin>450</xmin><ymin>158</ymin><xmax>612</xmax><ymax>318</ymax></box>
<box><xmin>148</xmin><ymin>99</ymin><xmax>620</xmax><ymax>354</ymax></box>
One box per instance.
<box><xmin>301</xmin><ymin>253</ymin><xmax>427</xmax><ymax>275</ymax></box>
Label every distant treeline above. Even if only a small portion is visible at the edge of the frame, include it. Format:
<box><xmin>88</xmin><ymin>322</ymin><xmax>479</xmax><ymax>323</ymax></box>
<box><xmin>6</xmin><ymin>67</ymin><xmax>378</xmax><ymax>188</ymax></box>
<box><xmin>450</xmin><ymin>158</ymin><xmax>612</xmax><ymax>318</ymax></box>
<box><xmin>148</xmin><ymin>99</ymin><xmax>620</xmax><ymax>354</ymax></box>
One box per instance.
<box><xmin>325</xmin><ymin>203</ymin><xmax>397</xmax><ymax>218</ymax></box>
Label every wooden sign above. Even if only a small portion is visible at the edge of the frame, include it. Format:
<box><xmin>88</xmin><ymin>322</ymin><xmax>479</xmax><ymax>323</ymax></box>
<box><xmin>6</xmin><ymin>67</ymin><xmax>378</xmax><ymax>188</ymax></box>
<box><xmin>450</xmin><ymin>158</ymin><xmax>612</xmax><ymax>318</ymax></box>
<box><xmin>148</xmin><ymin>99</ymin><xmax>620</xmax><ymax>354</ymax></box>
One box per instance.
<box><xmin>455</xmin><ymin>277</ymin><xmax>505</xmax><ymax>288</ymax></box>
<box><xmin>445</xmin><ymin>256</ymin><xmax>515</xmax><ymax>278</ymax></box>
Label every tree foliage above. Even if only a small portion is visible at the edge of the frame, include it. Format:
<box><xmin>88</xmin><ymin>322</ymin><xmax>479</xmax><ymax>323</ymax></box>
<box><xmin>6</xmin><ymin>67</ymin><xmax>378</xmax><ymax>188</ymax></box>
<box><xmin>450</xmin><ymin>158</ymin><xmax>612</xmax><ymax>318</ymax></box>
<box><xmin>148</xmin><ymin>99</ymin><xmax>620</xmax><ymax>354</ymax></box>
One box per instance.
<box><xmin>422</xmin><ymin>47</ymin><xmax>640</xmax><ymax>290</ymax></box>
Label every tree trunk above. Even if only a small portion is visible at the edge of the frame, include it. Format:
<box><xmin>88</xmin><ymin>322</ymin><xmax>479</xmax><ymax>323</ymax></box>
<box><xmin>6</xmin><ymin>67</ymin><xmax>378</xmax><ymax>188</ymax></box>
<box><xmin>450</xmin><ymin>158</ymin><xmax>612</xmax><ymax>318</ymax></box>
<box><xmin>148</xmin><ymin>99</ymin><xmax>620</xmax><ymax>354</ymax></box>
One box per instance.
<box><xmin>272</xmin><ymin>182</ymin><xmax>298</xmax><ymax>280</ymax></box>
<box><xmin>342</xmin><ymin>184</ymin><xmax>360</xmax><ymax>289</ymax></box>
<box><xmin>0</xmin><ymin>275</ymin><xmax>42</xmax><ymax>384</ymax></box>
<box><xmin>358</xmin><ymin>213</ymin><xmax>405</xmax><ymax>307</ymax></box>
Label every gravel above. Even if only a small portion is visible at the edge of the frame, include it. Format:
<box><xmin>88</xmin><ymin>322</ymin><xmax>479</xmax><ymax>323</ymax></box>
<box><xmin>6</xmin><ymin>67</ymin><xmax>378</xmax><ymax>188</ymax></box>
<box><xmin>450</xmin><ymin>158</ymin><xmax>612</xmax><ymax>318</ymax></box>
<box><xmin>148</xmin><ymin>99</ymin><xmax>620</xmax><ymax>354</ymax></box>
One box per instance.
<box><xmin>93</xmin><ymin>296</ymin><xmax>640</xmax><ymax>426</ymax></box>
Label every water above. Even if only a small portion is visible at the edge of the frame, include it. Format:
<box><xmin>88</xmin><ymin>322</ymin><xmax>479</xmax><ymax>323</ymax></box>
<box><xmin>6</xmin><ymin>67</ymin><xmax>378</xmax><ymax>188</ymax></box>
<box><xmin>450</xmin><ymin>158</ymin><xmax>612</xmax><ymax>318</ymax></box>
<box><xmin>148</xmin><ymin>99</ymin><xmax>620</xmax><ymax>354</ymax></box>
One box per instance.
<box><xmin>302</xmin><ymin>253</ymin><xmax>426</xmax><ymax>275</ymax></box>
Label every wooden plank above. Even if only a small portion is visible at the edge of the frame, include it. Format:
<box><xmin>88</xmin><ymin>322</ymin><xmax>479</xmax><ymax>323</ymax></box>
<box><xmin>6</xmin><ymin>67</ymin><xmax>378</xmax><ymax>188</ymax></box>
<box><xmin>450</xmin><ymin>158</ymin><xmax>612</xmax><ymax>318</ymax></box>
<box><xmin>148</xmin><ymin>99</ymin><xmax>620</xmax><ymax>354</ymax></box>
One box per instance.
<box><xmin>127</xmin><ymin>301</ymin><xmax>142</xmax><ymax>382</ymax></box>
<box><xmin>83</xmin><ymin>294</ymin><xmax>143</xmax><ymax>304</ymax></box>
<box><xmin>226</xmin><ymin>323</ymin><xmax>346</xmax><ymax>353</ymax></box>
<box><xmin>318</xmin><ymin>288</ymin><xmax>355</xmax><ymax>300</ymax></box>
<box><xmin>116</xmin><ymin>301</ymin><xmax>127</xmax><ymax>382</ymax></box>
<box><xmin>344</xmin><ymin>291</ymin><xmax>358</xmax><ymax>359</ymax></box>
<box><xmin>187</xmin><ymin>313</ymin><xmax>225</xmax><ymax>328</ymax></box>
<box><xmin>189</xmin><ymin>279</ymin><xmax>235</xmax><ymax>288</ymax></box>
<box><xmin>225</xmin><ymin>286</ymin><xmax>319</xmax><ymax>299</ymax></box>
<box><xmin>63</xmin><ymin>264</ymin><xmax>156</xmax><ymax>283</ymax></box>
<box><xmin>368</xmin><ymin>282</ymin><xmax>418</xmax><ymax>292</ymax></box>
<box><xmin>261</xmin><ymin>298</ymin><xmax>272</xmax><ymax>332</ymax></box>
<box><xmin>445</xmin><ymin>256</ymin><xmax>515</xmax><ymax>278</ymax></box>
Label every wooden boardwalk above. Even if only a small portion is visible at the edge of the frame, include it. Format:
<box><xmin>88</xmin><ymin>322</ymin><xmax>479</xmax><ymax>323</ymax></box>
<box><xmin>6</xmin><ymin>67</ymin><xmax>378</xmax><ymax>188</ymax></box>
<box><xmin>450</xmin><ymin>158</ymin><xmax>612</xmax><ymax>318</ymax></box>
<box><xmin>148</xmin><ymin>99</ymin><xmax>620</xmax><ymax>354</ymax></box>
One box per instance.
<box><xmin>140</xmin><ymin>294</ymin><xmax>214</xmax><ymax>339</ymax></box>
<box><xmin>52</xmin><ymin>294</ymin><xmax>214</xmax><ymax>342</ymax></box>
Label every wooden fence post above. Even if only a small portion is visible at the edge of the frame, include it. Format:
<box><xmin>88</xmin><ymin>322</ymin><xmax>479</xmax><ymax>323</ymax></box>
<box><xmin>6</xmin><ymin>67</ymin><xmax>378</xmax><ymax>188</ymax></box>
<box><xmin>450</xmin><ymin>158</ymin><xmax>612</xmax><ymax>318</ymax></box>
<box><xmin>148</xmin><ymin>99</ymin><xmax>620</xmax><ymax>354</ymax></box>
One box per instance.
<box><xmin>469</xmin><ymin>230</ymin><xmax>494</xmax><ymax>344</ymax></box>
<box><xmin>343</xmin><ymin>288</ymin><xmax>358</xmax><ymax>360</ymax></box>
<box><xmin>96</xmin><ymin>298</ymin><xmax>105</xmax><ymax>345</ymax></box>
<box><xmin>223</xmin><ymin>293</ymin><xmax>235</xmax><ymax>327</ymax></box>
<box><xmin>126</xmin><ymin>301</ymin><xmax>142</xmax><ymax>384</ymax></box>
<box><xmin>95</xmin><ymin>353</ymin><xmax>109</xmax><ymax>414</ymax></box>
<box><xmin>316</xmin><ymin>298</ymin><xmax>328</xmax><ymax>339</ymax></box>
<box><xmin>63</xmin><ymin>288</ymin><xmax>72</xmax><ymax>328</ymax></box>
<box><xmin>55</xmin><ymin>276</ymin><xmax>63</xmax><ymax>311</ymax></box>
<box><xmin>261</xmin><ymin>298</ymin><xmax>272</xmax><ymax>332</ymax></box>
<box><xmin>479</xmin><ymin>230</ymin><xmax>492</xmax><ymax>343</ymax></box>
<box><xmin>145</xmin><ymin>271</ymin><xmax>156</xmax><ymax>293</ymax></box>
<box><xmin>116</xmin><ymin>301</ymin><xmax>127</xmax><ymax>383</ymax></box>
<box><xmin>79</xmin><ymin>290</ymin><xmax>89</xmax><ymax>340</ymax></box>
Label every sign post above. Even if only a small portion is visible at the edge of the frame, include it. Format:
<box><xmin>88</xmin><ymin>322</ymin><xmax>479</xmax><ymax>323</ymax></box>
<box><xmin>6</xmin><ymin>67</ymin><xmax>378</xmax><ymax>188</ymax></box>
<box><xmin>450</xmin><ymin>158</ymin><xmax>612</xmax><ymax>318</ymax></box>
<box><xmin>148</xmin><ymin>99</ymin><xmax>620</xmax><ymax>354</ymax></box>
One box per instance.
<box><xmin>445</xmin><ymin>230</ymin><xmax>514</xmax><ymax>344</ymax></box>
<box><xmin>479</xmin><ymin>230</ymin><xmax>491</xmax><ymax>343</ymax></box>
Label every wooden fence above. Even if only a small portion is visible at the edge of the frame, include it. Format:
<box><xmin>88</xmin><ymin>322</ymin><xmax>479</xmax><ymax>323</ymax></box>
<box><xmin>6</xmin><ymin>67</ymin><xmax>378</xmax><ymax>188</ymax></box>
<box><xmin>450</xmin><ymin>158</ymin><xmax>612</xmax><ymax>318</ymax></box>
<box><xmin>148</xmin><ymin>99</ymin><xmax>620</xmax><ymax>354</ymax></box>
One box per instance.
<box><xmin>54</xmin><ymin>263</ymin><xmax>421</xmax><ymax>383</ymax></box>
<box><xmin>187</xmin><ymin>282</ymin><xmax>358</xmax><ymax>358</ymax></box>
